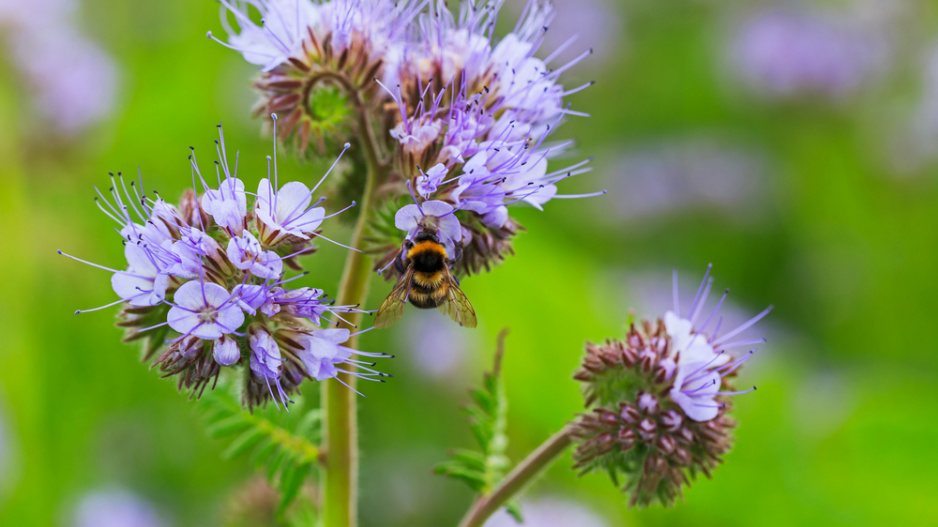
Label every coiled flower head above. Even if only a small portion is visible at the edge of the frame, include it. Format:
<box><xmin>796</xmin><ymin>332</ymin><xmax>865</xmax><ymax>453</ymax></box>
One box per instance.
<box><xmin>572</xmin><ymin>265</ymin><xmax>772</xmax><ymax>507</ymax></box>
<box><xmin>212</xmin><ymin>0</ymin><xmax>424</xmax><ymax>153</ymax></box>
<box><xmin>60</xmin><ymin>117</ymin><xmax>390</xmax><ymax>409</ymax></box>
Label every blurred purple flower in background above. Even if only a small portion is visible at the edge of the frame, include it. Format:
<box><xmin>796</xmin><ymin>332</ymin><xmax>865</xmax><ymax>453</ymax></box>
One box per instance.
<box><xmin>598</xmin><ymin>137</ymin><xmax>768</xmax><ymax>223</ymax></box>
<box><xmin>0</xmin><ymin>0</ymin><xmax>75</xmax><ymax>27</ymax></box>
<box><xmin>397</xmin><ymin>309</ymin><xmax>476</xmax><ymax>380</ymax></box>
<box><xmin>0</xmin><ymin>0</ymin><xmax>118</xmax><ymax>135</ymax></box>
<box><xmin>484</xmin><ymin>497</ymin><xmax>607</xmax><ymax>527</ymax></box>
<box><xmin>9</xmin><ymin>28</ymin><xmax>118</xmax><ymax>134</ymax></box>
<box><xmin>69</xmin><ymin>489</ymin><xmax>168</xmax><ymax>527</ymax></box>
<box><xmin>726</xmin><ymin>6</ymin><xmax>888</xmax><ymax>101</ymax></box>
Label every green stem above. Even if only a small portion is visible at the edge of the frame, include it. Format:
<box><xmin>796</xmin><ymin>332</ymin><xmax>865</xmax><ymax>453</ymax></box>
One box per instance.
<box><xmin>320</xmin><ymin>84</ymin><xmax>386</xmax><ymax>527</ymax></box>
<box><xmin>457</xmin><ymin>426</ymin><xmax>576</xmax><ymax>527</ymax></box>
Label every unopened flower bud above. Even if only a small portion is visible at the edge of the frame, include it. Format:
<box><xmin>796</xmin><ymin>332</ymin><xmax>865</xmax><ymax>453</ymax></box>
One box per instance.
<box><xmin>572</xmin><ymin>265</ymin><xmax>771</xmax><ymax>507</ymax></box>
<box><xmin>637</xmin><ymin>393</ymin><xmax>659</xmax><ymax>415</ymax></box>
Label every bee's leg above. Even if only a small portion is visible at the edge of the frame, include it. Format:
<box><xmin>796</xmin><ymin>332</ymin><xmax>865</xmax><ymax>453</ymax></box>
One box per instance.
<box><xmin>395</xmin><ymin>239</ymin><xmax>412</xmax><ymax>274</ymax></box>
<box><xmin>453</xmin><ymin>243</ymin><xmax>463</xmax><ymax>264</ymax></box>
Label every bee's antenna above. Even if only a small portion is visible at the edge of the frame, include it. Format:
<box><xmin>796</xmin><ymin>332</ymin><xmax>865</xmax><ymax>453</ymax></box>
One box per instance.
<box><xmin>406</xmin><ymin>180</ymin><xmax>425</xmax><ymax>216</ymax></box>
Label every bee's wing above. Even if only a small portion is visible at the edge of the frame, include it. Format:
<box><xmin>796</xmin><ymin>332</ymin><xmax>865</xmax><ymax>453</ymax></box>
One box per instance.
<box><xmin>438</xmin><ymin>270</ymin><xmax>477</xmax><ymax>328</ymax></box>
<box><xmin>375</xmin><ymin>266</ymin><xmax>414</xmax><ymax>329</ymax></box>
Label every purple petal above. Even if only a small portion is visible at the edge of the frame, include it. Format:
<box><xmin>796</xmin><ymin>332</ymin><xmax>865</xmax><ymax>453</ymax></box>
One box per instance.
<box><xmin>420</xmin><ymin>200</ymin><xmax>454</xmax><ymax>217</ymax></box>
<box><xmin>394</xmin><ymin>204</ymin><xmax>422</xmax><ymax>231</ymax></box>
<box><xmin>213</xmin><ymin>335</ymin><xmax>240</xmax><ymax>366</ymax></box>
<box><xmin>273</xmin><ymin>181</ymin><xmax>313</xmax><ymax>222</ymax></box>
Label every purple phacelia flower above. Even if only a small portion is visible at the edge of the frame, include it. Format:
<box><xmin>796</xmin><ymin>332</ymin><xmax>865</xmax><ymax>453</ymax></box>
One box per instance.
<box><xmin>110</xmin><ymin>244</ymin><xmax>170</xmax><ymax>307</ymax></box>
<box><xmin>60</xmin><ymin>117</ymin><xmax>389</xmax><ymax>409</ymax></box>
<box><xmin>369</xmin><ymin>0</ymin><xmax>602</xmax><ymax>280</ymax></box>
<box><xmin>200</xmin><ymin>176</ymin><xmax>247</xmax><ymax>235</ymax></box>
<box><xmin>212</xmin><ymin>334</ymin><xmax>242</xmax><ymax>366</ymax></box>
<box><xmin>415</xmin><ymin>163</ymin><xmax>447</xmax><ymax>199</ymax></box>
<box><xmin>394</xmin><ymin>199</ymin><xmax>463</xmax><ymax>256</ymax></box>
<box><xmin>571</xmin><ymin>265</ymin><xmax>771</xmax><ymax>507</ymax></box>
<box><xmin>167</xmin><ymin>280</ymin><xmax>246</xmax><ymax>340</ymax></box>
<box><xmin>227</xmin><ymin>231</ymin><xmax>284</xmax><ymax>280</ymax></box>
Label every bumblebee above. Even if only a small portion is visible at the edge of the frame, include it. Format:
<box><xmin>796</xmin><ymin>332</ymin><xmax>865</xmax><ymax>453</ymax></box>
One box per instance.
<box><xmin>374</xmin><ymin>230</ymin><xmax>477</xmax><ymax>328</ymax></box>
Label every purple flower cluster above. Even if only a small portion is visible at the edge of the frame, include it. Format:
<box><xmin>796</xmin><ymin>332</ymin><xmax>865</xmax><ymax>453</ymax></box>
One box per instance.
<box><xmin>572</xmin><ymin>265</ymin><xmax>771</xmax><ymax>506</ymax></box>
<box><xmin>61</xmin><ymin>120</ymin><xmax>389</xmax><ymax>409</ymax></box>
<box><xmin>376</xmin><ymin>0</ymin><xmax>601</xmax><ymax>275</ymax></box>
<box><xmin>213</xmin><ymin>0</ymin><xmax>601</xmax><ymax>277</ymax></box>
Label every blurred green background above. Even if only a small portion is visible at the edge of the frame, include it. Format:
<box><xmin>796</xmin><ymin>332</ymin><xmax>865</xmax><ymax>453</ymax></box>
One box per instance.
<box><xmin>2</xmin><ymin>0</ymin><xmax>937</xmax><ymax>525</ymax></box>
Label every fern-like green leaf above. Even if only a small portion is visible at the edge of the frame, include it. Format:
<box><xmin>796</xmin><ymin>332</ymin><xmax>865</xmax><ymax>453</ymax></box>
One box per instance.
<box><xmin>199</xmin><ymin>380</ymin><xmax>322</xmax><ymax>512</ymax></box>
<box><xmin>435</xmin><ymin>330</ymin><xmax>523</xmax><ymax>521</ymax></box>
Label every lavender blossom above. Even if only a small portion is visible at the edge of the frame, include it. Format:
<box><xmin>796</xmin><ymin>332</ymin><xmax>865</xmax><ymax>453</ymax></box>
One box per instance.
<box><xmin>726</xmin><ymin>7</ymin><xmax>887</xmax><ymax>101</ymax></box>
<box><xmin>598</xmin><ymin>137</ymin><xmax>768</xmax><ymax>223</ymax></box>
<box><xmin>394</xmin><ymin>200</ymin><xmax>463</xmax><ymax>256</ymax></box>
<box><xmin>0</xmin><ymin>0</ymin><xmax>119</xmax><ymax>137</ymax></box>
<box><xmin>212</xmin><ymin>0</ymin><xmax>602</xmax><ymax>283</ymax></box>
<box><xmin>371</xmin><ymin>0</ymin><xmax>602</xmax><ymax>278</ymax></box>
<box><xmin>60</xmin><ymin>118</ymin><xmax>389</xmax><ymax>409</ymax></box>
<box><xmin>167</xmin><ymin>281</ymin><xmax>245</xmax><ymax>340</ymax></box>
<box><xmin>572</xmin><ymin>265</ymin><xmax>771</xmax><ymax>507</ymax></box>
<box><xmin>70</xmin><ymin>489</ymin><xmax>167</xmax><ymax>527</ymax></box>
<box><xmin>485</xmin><ymin>497</ymin><xmax>607</xmax><ymax>527</ymax></box>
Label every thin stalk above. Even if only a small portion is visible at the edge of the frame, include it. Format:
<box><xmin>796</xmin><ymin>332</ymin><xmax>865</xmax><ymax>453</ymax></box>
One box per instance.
<box><xmin>457</xmin><ymin>426</ymin><xmax>576</xmax><ymax>527</ymax></box>
<box><xmin>319</xmin><ymin>81</ymin><xmax>386</xmax><ymax>527</ymax></box>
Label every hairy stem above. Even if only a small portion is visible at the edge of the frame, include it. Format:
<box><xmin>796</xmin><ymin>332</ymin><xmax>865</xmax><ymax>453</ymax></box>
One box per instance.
<box><xmin>457</xmin><ymin>426</ymin><xmax>576</xmax><ymax>527</ymax></box>
<box><xmin>319</xmin><ymin>82</ymin><xmax>385</xmax><ymax>527</ymax></box>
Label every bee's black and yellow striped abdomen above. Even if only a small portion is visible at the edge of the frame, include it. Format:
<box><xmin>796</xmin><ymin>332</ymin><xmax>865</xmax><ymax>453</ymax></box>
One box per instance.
<box><xmin>374</xmin><ymin>230</ymin><xmax>476</xmax><ymax>329</ymax></box>
<box><xmin>407</xmin><ymin>240</ymin><xmax>448</xmax><ymax>309</ymax></box>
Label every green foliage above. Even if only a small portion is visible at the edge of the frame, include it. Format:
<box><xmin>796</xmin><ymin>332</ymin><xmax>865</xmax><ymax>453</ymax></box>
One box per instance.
<box><xmin>117</xmin><ymin>303</ymin><xmax>171</xmax><ymax>362</ymax></box>
<box><xmin>435</xmin><ymin>331</ymin><xmax>523</xmax><ymax>522</ymax></box>
<box><xmin>199</xmin><ymin>381</ymin><xmax>322</xmax><ymax>515</ymax></box>
<box><xmin>587</xmin><ymin>367</ymin><xmax>657</xmax><ymax>409</ymax></box>
<box><xmin>302</xmin><ymin>84</ymin><xmax>354</xmax><ymax>156</ymax></box>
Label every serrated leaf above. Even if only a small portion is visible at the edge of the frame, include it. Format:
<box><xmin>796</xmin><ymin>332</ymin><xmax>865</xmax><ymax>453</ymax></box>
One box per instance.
<box><xmin>196</xmin><ymin>382</ymin><xmax>322</xmax><ymax>515</ymax></box>
<box><xmin>267</xmin><ymin>448</ymin><xmax>288</xmax><ymax>482</ymax></box>
<box><xmin>448</xmin><ymin>449</ymin><xmax>488</xmax><ymax>470</ymax></box>
<box><xmin>222</xmin><ymin>427</ymin><xmax>267</xmax><ymax>460</ymax></box>
<box><xmin>206</xmin><ymin>416</ymin><xmax>254</xmax><ymax>438</ymax></box>
<box><xmin>279</xmin><ymin>463</ymin><xmax>311</xmax><ymax>514</ymax></box>
<box><xmin>250</xmin><ymin>437</ymin><xmax>278</xmax><ymax>468</ymax></box>
<box><xmin>506</xmin><ymin>500</ymin><xmax>524</xmax><ymax>523</ymax></box>
<box><xmin>436</xmin><ymin>330</ymin><xmax>516</xmax><ymax>498</ymax></box>
<box><xmin>294</xmin><ymin>410</ymin><xmax>322</xmax><ymax>439</ymax></box>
